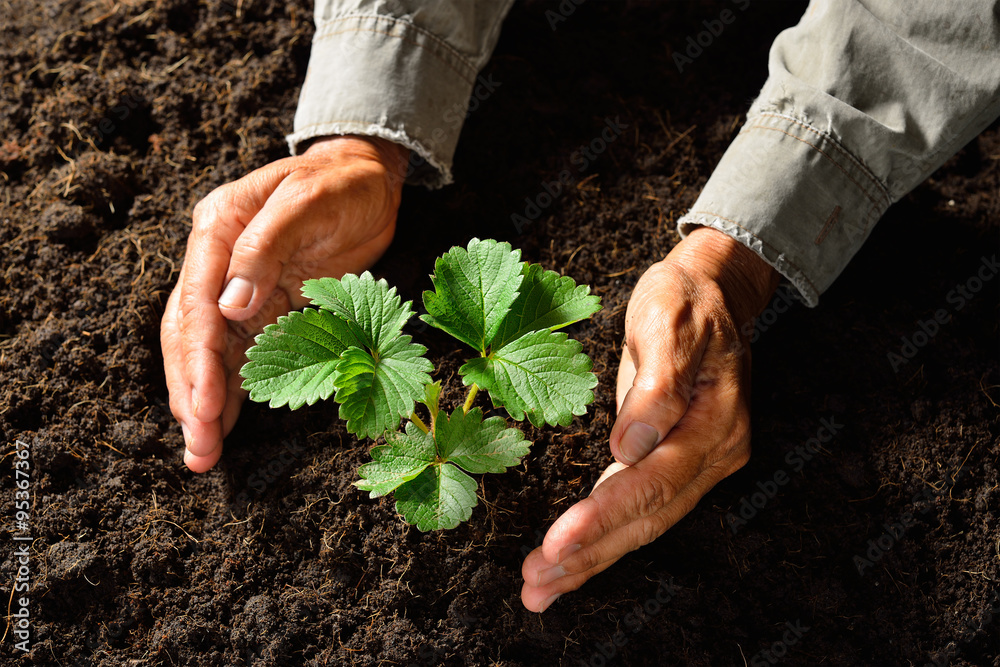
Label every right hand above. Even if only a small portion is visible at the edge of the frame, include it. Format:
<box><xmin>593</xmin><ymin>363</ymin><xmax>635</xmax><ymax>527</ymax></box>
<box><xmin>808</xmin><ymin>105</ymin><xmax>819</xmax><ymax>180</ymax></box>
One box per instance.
<box><xmin>520</xmin><ymin>226</ymin><xmax>779</xmax><ymax>611</ymax></box>
<box><xmin>160</xmin><ymin>135</ymin><xmax>409</xmax><ymax>473</ymax></box>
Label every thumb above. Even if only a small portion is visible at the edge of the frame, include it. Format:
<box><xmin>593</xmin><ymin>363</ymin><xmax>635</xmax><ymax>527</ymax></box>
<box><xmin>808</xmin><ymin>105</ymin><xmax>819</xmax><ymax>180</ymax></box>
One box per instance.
<box><xmin>217</xmin><ymin>174</ymin><xmax>311</xmax><ymax>321</ymax></box>
<box><xmin>609</xmin><ymin>308</ymin><xmax>706</xmax><ymax>466</ymax></box>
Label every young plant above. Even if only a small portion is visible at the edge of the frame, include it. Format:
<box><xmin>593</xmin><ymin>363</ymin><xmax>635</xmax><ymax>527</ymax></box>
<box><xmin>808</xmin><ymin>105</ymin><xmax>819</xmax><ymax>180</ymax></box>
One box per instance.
<box><xmin>239</xmin><ymin>238</ymin><xmax>601</xmax><ymax>530</ymax></box>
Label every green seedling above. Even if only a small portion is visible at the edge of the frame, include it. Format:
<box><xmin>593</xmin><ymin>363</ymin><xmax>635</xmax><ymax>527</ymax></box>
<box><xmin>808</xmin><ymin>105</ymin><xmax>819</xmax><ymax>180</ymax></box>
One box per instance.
<box><xmin>239</xmin><ymin>238</ymin><xmax>601</xmax><ymax>530</ymax></box>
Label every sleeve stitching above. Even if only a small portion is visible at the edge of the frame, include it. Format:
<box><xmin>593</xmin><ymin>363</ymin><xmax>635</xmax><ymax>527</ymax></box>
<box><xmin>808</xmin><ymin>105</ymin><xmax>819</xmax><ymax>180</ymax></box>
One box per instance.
<box><xmin>742</xmin><ymin>123</ymin><xmax>888</xmax><ymax>214</ymax></box>
<box><xmin>689</xmin><ymin>209</ymin><xmax>821</xmax><ymax>296</ymax></box>
<box><xmin>293</xmin><ymin>118</ymin><xmax>426</xmax><ymax>133</ymax></box>
<box><xmin>753</xmin><ymin>112</ymin><xmax>890</xmax><ymax>203</ymax></box>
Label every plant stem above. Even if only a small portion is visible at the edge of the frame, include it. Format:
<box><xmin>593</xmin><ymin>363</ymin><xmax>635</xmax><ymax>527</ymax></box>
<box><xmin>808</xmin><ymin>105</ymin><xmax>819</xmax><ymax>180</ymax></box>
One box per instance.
<box><xmin>410</xmin><ymin>412</ymin><xmax>429</xmax><ymax>434</ymax></box>
<box><xmin>463</xmin><ymin>384</ymin><xmax>479</xmax><ymax>414</ymax></box>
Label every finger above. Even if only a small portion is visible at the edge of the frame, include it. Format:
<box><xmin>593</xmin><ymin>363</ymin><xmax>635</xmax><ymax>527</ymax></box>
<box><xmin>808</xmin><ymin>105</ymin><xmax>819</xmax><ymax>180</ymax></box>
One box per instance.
<box><xmin>615</xmin><ymin>343</ymin><xmax>636</xmax><ymax>414</ymax></box>
<box><xmin>184</xmin><ymin>286</ymin><xmax>288</xmax><ymax>471</ymax></box>
<box><xmin>519</xmin><ymin>465</ymin><xmax>712</xmax><ymax>613</ymax></box>
<box><xmin>521</xmin><ymin>457</ymin><xmax>725</xmax><ymax>612</ymax></box>
<box><xmin>592</xmin><ymin>461</ymin><xmax>628</xmax><ymax>491</ymax></box>
<box><xmin>166</xmin><ymin>260</ymin><xmax>227</xmax><ymax>454</ymax></box>
<box><xmin>609</xmin><ymin>332</ymin><xmax>704</xmax><ymax>465</ymax></box>
<box><xmin>183</xmin><ymin>435</ymin><xmax>223</xmax><ymax>472</ymax></box>
<box><xmin>162</xmin><ymin>278</ymin><xmax>195</xmax><ymax>445</ymax></box>
<box><xmin>609</xmin><ymin>301</ymin><xmax>708</xmax><ymax>465</ymax></box>
<box><xmin>537</xmin><ymin>409</ymin><xmax>746</xmax><ymax>582</ymax></box>
<box><xmin>178</xmin><ymin>298</ymin><xmax>228</xmax><ymax>439</ymax></box>
<box><xmin>520</xmin><ymin>460</ymin><xmax>627</xmax><ymax>612</ymax></box>
<box><xmin>181</xmin><ymin>367</ymin><xmax>246</xmax><ymax>473</ymax></box>
<box><xmin>179</xmin><ymin>168</ymin><xmax>288</xmax><ymax>426</ymax></box>
<box><xmin>164</xmin><ymin>274</ymin><xmax>221</xmax><ymax>468</ymax></box>
<box><xmin>165</xmin><ymin>279</ymin><xmax>224</xmax><ymax>468</ymax></box>
<box><xmin>218</xmin><ymin>176</ymin><xmax>316</xmax><ymax>320</ymax></box>
<box><xmin>550</xmin><ymin>432</ymin><xmax>707</xmax><ymax>558</ymax></box>
<box><xmin>520</xmin><ymin>545</ymin><xmax>617</xmax><ymax>612</ymax></box>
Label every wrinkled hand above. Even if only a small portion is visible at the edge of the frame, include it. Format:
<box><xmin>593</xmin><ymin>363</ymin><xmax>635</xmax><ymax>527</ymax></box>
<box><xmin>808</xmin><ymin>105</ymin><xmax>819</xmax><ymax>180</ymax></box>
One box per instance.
<box><xmin>161</xmin><ymin>136</ymin><xmax>409</xmax><ymax>473</ymax></box>
<box><xmin>521</xmin><ymin>226</ymin><xmax>780</xmax><ymax>611</ymax></box>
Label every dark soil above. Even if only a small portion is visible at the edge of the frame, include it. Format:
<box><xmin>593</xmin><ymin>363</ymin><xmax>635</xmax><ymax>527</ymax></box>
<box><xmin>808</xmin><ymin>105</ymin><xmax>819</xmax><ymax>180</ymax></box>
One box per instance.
<box><xmin>2</xmin><ymin>1</ymin><xmax>998</xmax><ymax>665</ymax></box>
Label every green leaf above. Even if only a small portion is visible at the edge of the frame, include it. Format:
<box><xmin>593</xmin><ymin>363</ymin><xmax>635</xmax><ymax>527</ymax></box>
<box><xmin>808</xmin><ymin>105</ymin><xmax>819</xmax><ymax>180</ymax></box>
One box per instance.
<box><xmin>493</xmin><ymin>263</ymin><xmax>602</xmax><ymax>348</ymax></box>
<box><xmin>333</xmin><ymin>336</ymin><xmax>434</xmax><ymax>439</ymax></box>
<box><xmin>421</xmin><ymin>238</ymin><xmax>524</xmax><ymax>352</ymax></box>
<box><xmin>420</xmin><ymin>380</ymin><xmax>443</xmax><ymax>431</ymax></box>
<box><xmin>240</xmin><ymin>308</ymin><xmax>366</xmax><ymax>409</ymax></box>
<box><xmin>435</xmin><ymin>407</ymin><xmax>530</xmax><ymax>474</ymax></box>
<box><xmin>355</xmin><ymin>423</ymin><xmax>435</xmax><ymax>497</ymax></box>
<box><xmin>355</xmin><ymin>407</ymin><xmax>530</xmax><ymax>530</ymax></box>
<box><xmin>460</xmin><ymin>329</ymin><xmax>597</xmax><ymax>427</ymax></box>
<box><xmin>393</xmin><ymin>463</ymin><xmax>478</xmax><ymax>531</ymax></box>
<box><xmin>301</xmin><ymin>272</ymin><xmax>413</xmax><ymax>353</ymax></box>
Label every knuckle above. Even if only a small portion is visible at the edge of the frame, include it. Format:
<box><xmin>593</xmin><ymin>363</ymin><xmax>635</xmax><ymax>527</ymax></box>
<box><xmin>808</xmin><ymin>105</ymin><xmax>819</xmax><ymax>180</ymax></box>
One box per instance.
<box><xmin>192</xmin><ymin>189</ymin><xmax>226</xmax><ymax>227</ymax></box>
<box><xmin>638</xmin><ymin>513</ymin><xmax>670</xmax><ymax>548</ymax></box>
<box><xmin>288</xmin><ymin>172</ymin><xmax>330</xmax><ymax>209</ymax></box>
<box><xmin>233</xmin><ymin>229</ymin><xmax>277</xmax><ymax>258</ymax></box>
<box><xmin>731</xmin><ymin>415</ymin><xmax>752</xmax><ymax>449</ymax></box>
<box><xmin>282</xmin><ymin>168</ymin><xmax>357</xmax><ymax>218</ymax></box>
<box><xmin>571</xmin><ymin>545</ymin><xmax>602</xmax><ymax>574</ymax></box>
<box><xmin>168</xmin><ymin>392</ymin><xmax>186</xmax><ymax>421</ymax></box>
<box><xmin>728</xmin><ymin>447</ymin><xmax>751</xmax><ymax>474</ymax></box>
<box><xmin>698</xmin><ymin>281</ymin><xmax>728</xmax><ymax>315</ymax></box>
<box><xmin>715</xmin><ymin>413</ymin><xmax>752</xmax><ymax>475</ymax></box>
<box><xmin>727</xmin><ymin>429</ymin><xmax>753</xmax><ymax>473</ymax></box>
<box><xmin>627</xmin><ymin>296</ymin><xmax>672</xmax><ymax>339</ymax></box>
<box><xmin>645</xmin><ymin>378</ymin><xmax>689</xmax><ymax>410</ymax></box>
<box><xmin>192</xmin><ymin>195</ymin><xmax>211</xmax><ymax>219</ymax></box>
<box><xmin>637</xmin><ymin>473</ymin><xmax>673</xmax><ymax>516</ymax></box>
<box><xmin>177</xmin><ymin>288</ymin><xmax>200</xmax><ymax>321</ymax></box>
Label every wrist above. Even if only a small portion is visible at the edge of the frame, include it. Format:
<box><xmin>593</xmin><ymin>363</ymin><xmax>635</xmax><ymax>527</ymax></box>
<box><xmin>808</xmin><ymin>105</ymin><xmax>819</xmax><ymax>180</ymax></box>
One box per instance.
<box><xmin>303</xmin><ymin>135</ymin><xmax>410</xmax><ymax>188</ymax></box>
<box><xmin>673</xmin><ymin>226</ymin><xmax>780</xmax><ymax>327</ymax></box>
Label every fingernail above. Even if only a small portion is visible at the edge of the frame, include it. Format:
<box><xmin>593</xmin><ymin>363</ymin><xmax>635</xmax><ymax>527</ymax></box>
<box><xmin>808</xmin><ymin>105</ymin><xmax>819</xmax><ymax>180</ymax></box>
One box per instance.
<box><xmin>191</xmin><ymin>386</ymin><xmax>201</xmax><ymax>420</ymax></box>
<box><xmin>537</xmin><ymin>593</ymin><xmax>561</xmax><ymax>613</ymax></box>
<box><xmin>219</xmin><ymin>276</ymin><xmax>253</xmax><ymax>309</ymax></box>
<box><xmin>181</xmin><ymin>422</ymin><xmax>193</xmax><ymax>449</ymax></box>
<box><xmin>556</xmin><ymin>543</ymin><xmax>581</xmax><ymax>563</ymax></box>
<box><xmin>535</xmin><ymin>564</ymin><xmax>566</xmax><ymax>587</ymax></box>
<box><xmin>619</xmin><ymin>421</ymin><xmax>660</xmax><ymax>464</ymax></box>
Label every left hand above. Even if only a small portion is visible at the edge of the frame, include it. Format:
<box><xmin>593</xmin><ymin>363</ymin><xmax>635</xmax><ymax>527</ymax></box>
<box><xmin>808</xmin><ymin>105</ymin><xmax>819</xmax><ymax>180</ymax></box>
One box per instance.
<box><xmin>520</xmin><ymin>226</ymin><xmax>780</xmax><ymax>612</ymax></box>
<box><xmin>160</xmin><ymin>135</ymin><xmax>408</xmax><ymax>473</ymax></box>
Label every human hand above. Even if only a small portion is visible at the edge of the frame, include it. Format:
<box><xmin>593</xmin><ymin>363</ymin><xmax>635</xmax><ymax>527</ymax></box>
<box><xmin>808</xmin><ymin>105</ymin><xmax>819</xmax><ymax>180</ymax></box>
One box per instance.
<box><xmin>520</xmin><ymin>226</ymin><xmax>780</xmax><ymax>612</ymax></box>
<box><xmin>160</xmin><ymin>135</ymin><xmax>409</xmax><ymax>473</ymax></box>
